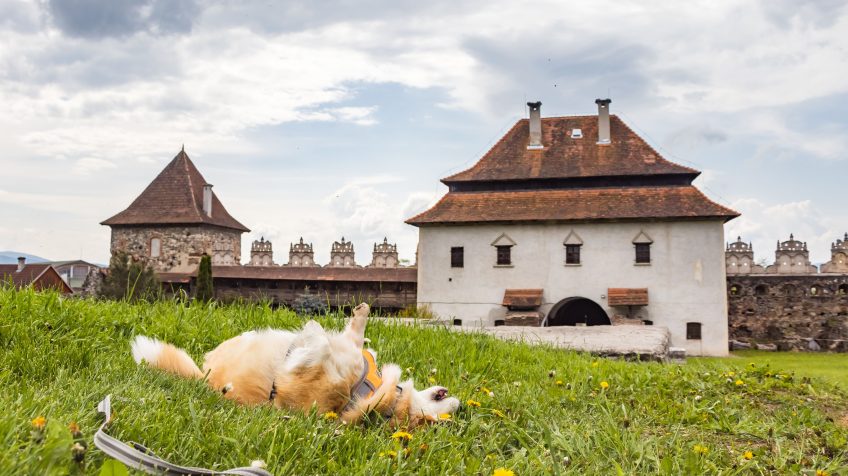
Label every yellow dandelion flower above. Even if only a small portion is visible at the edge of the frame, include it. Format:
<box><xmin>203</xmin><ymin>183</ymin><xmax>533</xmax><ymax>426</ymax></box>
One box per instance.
<box><xmin>493</xmin><ymin>468</ymin><xmax>515</xmax><ymax>476</ymax></box>
<box><xmin>727</xmin><ymin>371</ymin><xmax>735</xmax><ymax>377</ymax></box>
<box><xmin>816</xmin><ymin>470</ymin><xmax>829</xmax><ymax>476</ymax></box>
<box><xmin>323</xmin><ymin>411</ymin><xmax>338</xmax><ymax>420</ymax></box>
<box><xmin>438</xmin><ymin>413</ymin><xmax>452</xmax><ymax>421</ymax></box>
<box><xmin>555</xmin><ymin>380</ymin><xmax>564</xmax><ymax>386</ymax></box>
<box><xmin>735</xmin><ymin>379</ymin><xmax>744</xmax><ymax>386</ymax></box>
<box><xmin>419</xmin><ymin>443</ymin><xmax>429</xmax><ymax>451</ymax></box>
<box><xmin>467</xmin><ymin>399</ymin><xmax>482</xmax><ymax>407</ymax></box>
<box><xmin>693</xmin><ymin>444</ymin><xmax>708</xmax><ymax>455</ymax></box>
<box><xmin>68</xmin><ymin>421</ymin><xmax>80</xmax><ymax>434</ymax></box>
<box><xmin>600</xmin><ymin>381</ymin><xmax>610</xmax><ymax>390</ymax></box>
<box><xmin>492</xmin><ymin>409</ymin><xmax>506</xmax><ymax>418</ymax></box>
<box><xmin>391</xmin><ymin>431</ymin><xmax>413</xmax><ymax>441</ymax></box>
<box><xmin>743</xmin><ymin>451</ymin><xmax>753</xmax><ymax>460</ymax></box>
<box><xmin>379</xmin><ymin>450</ymin><xmax>398</xmax><ymax>458</ymax></box>
<box><xmin>591</xmin><ymin>362</ymin><xmax>599</xmax><ymax>367</ymax></box>
<box><xmin>481</xmin><ymin>387</ymin><xmax>491</xmax><ymax>394</ymax></box>
<box><xmin>31</xmin><ymin>416</ymin><xmax>46</xmax><ymax>429</ymax></box>
<box><xmin>428</xmin><ymin>377</ymin><xmax>436</xmax><ymax>384</ymax></box>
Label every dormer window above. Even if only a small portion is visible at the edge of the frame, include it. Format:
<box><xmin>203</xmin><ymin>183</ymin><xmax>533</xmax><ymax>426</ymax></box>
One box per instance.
<box><xmin>563</xmin><ymin>230</ymin><xmax>583</xmax><ymax>265</ymax></box>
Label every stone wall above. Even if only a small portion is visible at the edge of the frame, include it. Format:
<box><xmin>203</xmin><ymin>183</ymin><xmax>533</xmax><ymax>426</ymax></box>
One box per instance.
<box><xmin>727</xmin><ymin>274</ymin><xmax>848</xmax><ymax>351</ymax></box>
<box><xmin>110</xmin><ymin>225</ymin><xmax>241</xmax><ymax>273</ymax></box>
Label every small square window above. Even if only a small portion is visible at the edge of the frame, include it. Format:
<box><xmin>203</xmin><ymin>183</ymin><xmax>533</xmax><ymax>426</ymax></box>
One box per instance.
<box><xmin>686</xmin><ymin>322</ymin><xmax>702</xmax><ymax>340</ymax></box>
<box><xmin>496</xmin><ymin>245</ymin><xmax>512</xmax><ymax>265</ymax></box>
<box><xmin>450</xmin><ymin>247</ymin><xmax>464</xmax><ymax>268</ymax></box>
<box><xmin>635</xmin><ymin>243</ymin><xmax>651</xmax><ymax>264</ymax></box>
<box><xmin>565</xmin><ymin>244</ymin><xmax>581</xmax><ymax>264</ymax></box>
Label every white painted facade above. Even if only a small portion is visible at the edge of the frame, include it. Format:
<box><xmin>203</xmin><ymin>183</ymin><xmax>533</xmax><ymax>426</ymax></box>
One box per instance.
<box><xmin>416</xmin><ymin>220</ymin><xmax>730</xmax><ymax>356</ymax></box>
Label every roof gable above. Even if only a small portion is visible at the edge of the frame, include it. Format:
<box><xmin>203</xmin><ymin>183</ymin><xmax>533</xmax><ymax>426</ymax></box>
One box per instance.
<box><xmin>443</xmin><ymin>115</ymin><xmax>698</xmax><ymax>184</ymax></box>
<box><xmin>0</xmin><ymin>264</ymin><xmax>73</xmax><ymax>293</ymax></box>
<box><xmin>101</xmin><ymin>150</ymin><xmax>249</xmax><ymax>232</ymax></box>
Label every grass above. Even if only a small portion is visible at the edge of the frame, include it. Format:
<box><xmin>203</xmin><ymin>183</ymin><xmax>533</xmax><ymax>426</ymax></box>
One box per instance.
<box><xmin>697</xmin><ymin>351</ymin><xmax>848</xmax><ymax>390</ymax></box>
<box><xmin>1</xmin><ymin>287</ymin><xmax>846</xmax><ymax>475</ymax></box>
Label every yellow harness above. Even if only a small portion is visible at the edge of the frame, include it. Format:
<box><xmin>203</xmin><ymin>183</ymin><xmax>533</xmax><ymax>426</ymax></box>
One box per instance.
<box><xmin>350</xmin><ymin>349</ymin><xmax>382</xmax><ymax>403</ymax></box>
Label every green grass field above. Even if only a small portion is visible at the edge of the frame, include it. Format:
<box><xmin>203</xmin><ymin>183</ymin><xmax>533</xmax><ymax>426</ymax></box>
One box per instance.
<box><xmin>696</xmin><ymin>351</ymin><xmax>848</xmax><ymax>390</ymax></box>
<box><xmin>1</xmin><ymin>287</ymin><xmax>846</xmax><ymax>475</ymax></box>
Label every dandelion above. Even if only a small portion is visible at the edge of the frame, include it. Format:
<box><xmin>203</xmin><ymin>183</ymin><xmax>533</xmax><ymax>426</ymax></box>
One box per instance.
<box><xmin>600</xmin><ymin>381</ymin><xmax>610</xmax><ymax>390</ymax></box>
<box><xmin>727</xmin><ymin>371</ymin><xmax>735</xmax><ymax>377</ymax></box>
<box><xmin>379</xmin><ymin>450</ymin><xmax>398</xmax><ymax>458</ymax></box>
<box><xmin>430</xmin><ymin>368</ymin><xmax>438</xmax><ymax>375</ymax></box>
<box><xmin>693</xmin><ymin>444</ymin><xmax>708</xmax><ymax>455</ymax></box>
<box><xmin>492</xmin><ymin>409</ymin><xmax>506</xmax><ymax>418</ymax></box>
<box><xmin>493</xmin><ymin>468</ymin><xmax>515</xmax><ymax>476</ymax></box>
<box><xmin>555</xmin><ymin>380</ymin><xmax>564</xmax><ymax>386</ymax></box>
<box><xmin>323</xmin><ymin>411</ymin><xmax>338</xmax><ymax>420</ymax></box>
<box><xmin>467</xmin><ymin>399</ymin><xmax>482</xmax><ymax>407</ymax></box>
<box><xmin>591</xmin><ymin>362</ymin><xmax>599</xmax><ymax>368</ymax></box>
<box><xmin>405</xmin><ymin>367</ymin><xmax>414</xmax><ymax>374</ymax></box>
<box><xmin>816</xmin><ymin>470</ymin><xmax>829</xmax><ymax>476</ymax></box>
<box><xmin>743</xmin><ymin>451</ymin><xmax>753</xmax><ymax>460</ymax></box>
<box><xmin>392</xmin><ymin>431</ymin><xmax>413</xmax><ymax>441</ymax></box>
<box><xmin>735</xmin><ymin>379</ymin><xmax>745</xmax><ymax>386</ymax></box>
<box><xmin>481</xmin><ymin>387</ymin><xmax>491</xmax><ymax>394</ymax></box>
<box><xmin>31</xmin><ymin>416</ymin><xmax>46</xmax><ymax>429</ymax></box>
<box><xmin>428</xmin><ymin>377</ymin><xmax>436</xmax><ymax>384</ymax></box>
<box><xmin>548</xmin><ymin>370</ymin><xmax>556</xmax><ymax>378</ymax></box>
<box><xmin>438</xmin><ymin>413</ymin><xmax>452</xmax><ymax>421</ymax></box>
<box><xmin>419</xmin><ymin>443</ymin><xmax>429</xmax><ymax>452</ymax></box>
<box><xmin>68</xmin><ymin>421</ymin><xmax>80</xmax><ymax>435</ymax></box>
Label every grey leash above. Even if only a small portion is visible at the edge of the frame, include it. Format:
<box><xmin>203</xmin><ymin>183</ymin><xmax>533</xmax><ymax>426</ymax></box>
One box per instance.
<box><xmin>93</xmin><ymin>395</ymin><xmax>273</xmax><ymax>476</ymax></box>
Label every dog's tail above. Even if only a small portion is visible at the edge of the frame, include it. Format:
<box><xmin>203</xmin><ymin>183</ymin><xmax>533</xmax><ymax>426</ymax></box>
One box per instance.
<box><xmin>131</xmin><ymin>335</ymin><xmax>204</xmax><ymax>379</ymax></box>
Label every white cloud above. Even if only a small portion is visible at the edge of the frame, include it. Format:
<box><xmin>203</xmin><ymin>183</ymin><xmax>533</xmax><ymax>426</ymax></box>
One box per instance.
<box><xmin>726</xmin><ymin>198</ymin><xmax>842</xmax><ymax>264</ymax></box>
<box><xmin>72</xmin><ymin>157</ymin><xmax>117</xmax><ymax>175</ymax></box>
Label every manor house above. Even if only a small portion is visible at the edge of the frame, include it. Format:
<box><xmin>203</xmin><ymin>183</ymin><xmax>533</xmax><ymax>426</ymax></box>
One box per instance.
<box><xmin>407</xmin><ymin>99</ymin><xmax>739</xmax><ymax>356</ymax></box>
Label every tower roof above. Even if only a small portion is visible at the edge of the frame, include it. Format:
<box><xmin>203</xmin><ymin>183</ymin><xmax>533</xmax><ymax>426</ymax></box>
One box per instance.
<box><xmin>101</xmin><ymin>149</ymin><xmax>249</xmax><ymax>232</ymax></box>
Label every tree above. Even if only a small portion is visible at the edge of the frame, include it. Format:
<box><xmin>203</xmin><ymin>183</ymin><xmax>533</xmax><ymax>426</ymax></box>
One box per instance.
<box><xmin>195</xmin><ymin>254</ymin><xmax>214</xmax><ymax>302</ymax></box>
<box><xmin>99</xmin><ymin>251</ymin><xmax>160</xmax><ymax>301</ymax></box>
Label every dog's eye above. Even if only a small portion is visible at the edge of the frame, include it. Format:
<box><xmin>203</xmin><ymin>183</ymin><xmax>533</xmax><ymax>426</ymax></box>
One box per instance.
<box><xmin>433</xmin><ymin>388</ymin><xmax>448</xmax><ymax>401</ymax></box>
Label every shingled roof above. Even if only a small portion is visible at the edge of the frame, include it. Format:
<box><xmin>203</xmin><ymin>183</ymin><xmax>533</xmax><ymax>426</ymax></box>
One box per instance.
<box><xmin>101</xmin><ymin>149</ymin><xmax>249</xmax><ymax>232</ymax></box>
<box><xmin>408</xmin><ymin>108</ymin><xmax>738</xmax><ymax>226</ymax></box>
<box><xmin>443</xmin><ymin>115</ymin><xmax>699</xmax><ymax>184</ymax></box>
<box><xmin>407</xmin><ymin>186</ymin><xmax>738</xmax><ymax>225</ymax></box>
<box><xmin>0</xmin><ymin>263</ymin><xmax>73</xmax><ymax>293</ymax></box>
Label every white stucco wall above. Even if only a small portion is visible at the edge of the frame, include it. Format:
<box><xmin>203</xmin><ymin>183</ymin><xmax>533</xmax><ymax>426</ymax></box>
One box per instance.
<box><xmin>416</xmin><ymin>220</ymin><xmax>729</xmax><ymax>356</ymax></box>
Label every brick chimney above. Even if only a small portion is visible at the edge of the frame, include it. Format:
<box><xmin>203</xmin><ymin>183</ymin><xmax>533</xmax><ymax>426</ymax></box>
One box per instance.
<box><xmin>527</xmin><ymin>101</ymin><xmax>543</xmax><ymax>150</ymax></box>
<box><xmin>595</xmin><ymin>98</ymin><xmax>612</xmax><ymax>145</ymax></box>
<box><xmin>202</xmin><ymin>184</ymin><xmax>213</xmax><ymax>217</ymax></box>
<box><xmin>16</xmin><ymin>256</ymin><xmax>25</xmax><ymax>272</ymax></box>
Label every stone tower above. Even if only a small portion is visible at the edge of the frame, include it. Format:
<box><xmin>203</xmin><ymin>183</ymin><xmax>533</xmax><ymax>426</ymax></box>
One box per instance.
<box><xmin>249</xmin><ymin>237</ymin><xmax>274</xmax><ymax>266</ymax></box>
<box><xmin>288</xmin><ymin>237</ymin><xmax>318</xmax><ymax>267</ymax></box>
<box><xmin>329</xmin><ymin>237</ymin><xmax>356</xmax><ymax>267</ymax></box>
<box><xmin>765</xmin><ymin>233</ymin><xmax>818</xmax><ymax>274</ymax></box>
<box><xmin>101</xmin><ymin>148</ymin><xmax>249</xmax><ymax>273</ymax></box>
<box><xmin>821</xmin><ymin>233</ymin><xmax>848</xmax><ymax>273</ymax></box>
<box><xmin>725</xmin><ymin>236</ymin><xmax>764</xmax><ymax>274</ymax></box>
<box><xmin>369</xmin><ymin>237</ymin><xmax>399</xmax><ymax>268</ymax></box>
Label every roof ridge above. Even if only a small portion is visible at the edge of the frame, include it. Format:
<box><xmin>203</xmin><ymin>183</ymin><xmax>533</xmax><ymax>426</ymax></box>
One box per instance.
<box><xmin>180</xmin><ymin>151</ymin><xmax>203</xmax><ymax>222</ymax></box>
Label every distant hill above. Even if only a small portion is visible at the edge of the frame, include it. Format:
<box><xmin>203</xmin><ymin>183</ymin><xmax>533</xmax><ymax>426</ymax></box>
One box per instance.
<box><xmin>0</xmin><ymin>252</ymin><xmax>49</xmax><ymax>264</ymax></box>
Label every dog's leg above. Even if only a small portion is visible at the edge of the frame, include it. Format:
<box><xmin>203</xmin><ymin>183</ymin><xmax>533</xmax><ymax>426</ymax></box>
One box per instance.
<box><xmin>343</xmin><ymin>303</ymin><xmax>370</xmax><ymax>347</ymax></box>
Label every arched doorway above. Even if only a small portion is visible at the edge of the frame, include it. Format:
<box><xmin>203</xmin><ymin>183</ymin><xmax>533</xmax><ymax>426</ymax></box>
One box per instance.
<box><xmin>546</xmin><ymin>297</ymin><xmax>610</xmax><ymax>326</ymax></box>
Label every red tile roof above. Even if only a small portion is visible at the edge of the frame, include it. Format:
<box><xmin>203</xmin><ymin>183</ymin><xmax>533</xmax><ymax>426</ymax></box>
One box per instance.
<box><xmin>101</xmin><ymin>150</ymin><xmax>249</xmax><ymax>232</ymax></box>
<box><xmin>0</xmin><ymin>264</ymin><xmax>73</xmax><ymax>293</ymax></box>
<box><xmin>406</xmin><ymin>186</ymin><xmax>739</xmax><ymax>225</ymax></box>
<box><xmin>159</xmin><ymin>266</ymin><xmax>418</xmax><ymax>283</ymax></box>
<box><xmin>502</xmin><ymin>289</ymin><xmax>543</xmax><ymax>307</ymax></box>
<box><xmin>443</xmin><ymin>115</ymin><xmax>699</xmax><ymax>184</ymax></box>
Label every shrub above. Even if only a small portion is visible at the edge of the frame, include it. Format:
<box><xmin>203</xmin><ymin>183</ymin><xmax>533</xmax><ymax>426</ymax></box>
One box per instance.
<box><xmin>292</xmin><ymin>293</ymin><xmax>327</xmax><ymax>316</ymax></box>
<box><xmin>195</xmin><ymin>254</ymin><xmax>214</xmax><ymax>302</ymax></box>
<box><xmin>99</xmin><ymin>251</ymin><xmax>159</xmax><ymax>301</ymax></box>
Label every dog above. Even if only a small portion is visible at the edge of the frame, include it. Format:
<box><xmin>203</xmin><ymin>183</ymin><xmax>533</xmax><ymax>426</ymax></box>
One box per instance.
<box><xmin>131</xmin><ymin>303</ymin><xmax>460</xmax><ymax>428</ymax></box>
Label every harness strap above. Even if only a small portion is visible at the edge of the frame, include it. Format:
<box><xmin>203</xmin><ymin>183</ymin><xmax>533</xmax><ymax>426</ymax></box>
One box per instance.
<box><xmin>93</xmin><ymin>395</ymin><xmax>272</xmax><ymax>476</ymax></box>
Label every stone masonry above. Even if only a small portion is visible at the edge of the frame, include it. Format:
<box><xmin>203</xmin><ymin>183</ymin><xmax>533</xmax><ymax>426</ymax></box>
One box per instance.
<box><xmin>110</xmin><ymin>225</ymin><xmax>241</xmax><ymax>273</ymax></box>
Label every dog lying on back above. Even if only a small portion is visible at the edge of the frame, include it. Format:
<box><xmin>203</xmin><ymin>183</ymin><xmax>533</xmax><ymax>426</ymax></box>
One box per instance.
<box><xmin>131</xmin><ymin>303</ymin><xmax>460</xmax><ymax>428</ymax></box>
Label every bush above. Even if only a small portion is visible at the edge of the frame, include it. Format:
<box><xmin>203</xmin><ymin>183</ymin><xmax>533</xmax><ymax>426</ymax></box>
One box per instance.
<box><xmin>292</xmin><ymin>293</ymin><xmax>327</xmax><ymax>316</ymax></box>
<box><xmin>99</xmin><ymin>251</ymin><xmax>160</xmax><ymax>301</ymax></box>
<box><xmin>194</xmin><ymin>254</ymin><xmax>214</xmax><ymax>303</ymax></box>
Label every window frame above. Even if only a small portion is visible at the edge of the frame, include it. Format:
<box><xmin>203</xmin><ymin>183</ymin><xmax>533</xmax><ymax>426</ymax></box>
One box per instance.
<box><xmin>450</xmin><ymin>246</ymin><xmax>464</xmax><ymax>268</ymax></box>
<box><xmin>496</xmin><ymin>245</ymin><xmax>512</xmax><ymax>266</ymax></box>
<box><xmin>565</xmin><ymin>244</ymin><xmax>582</xmax><ymax>265</ymax></box>
<box><xmin>635</xmin><ymin>243</ymin><xmax>651</xmax><ymax>264</ymax></box>
<box><xmin>686</xmin><ymin>322</ymin><xmax>702</xmax><ymax>340</ymax></box>
<box><xmin>150</xmin><ymin>237</ymin><xmax>161</xmax><ymax>258</ymax></box>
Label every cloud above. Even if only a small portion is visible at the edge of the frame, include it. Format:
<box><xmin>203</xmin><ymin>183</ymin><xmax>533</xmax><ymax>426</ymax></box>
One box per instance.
<box><xmin>72</xmin><ymin>157</ymin><xmax>117</xmax><ymax>175</ymax></box>
<box><xmin>726</xmin><ymin>198</ymin><xmax>842</xmax><ymax>264</ymax></box>
<box><xmin>46</xmin><ymin>0</ymin><xmax>199</xmax><ymax>38</ymax></box>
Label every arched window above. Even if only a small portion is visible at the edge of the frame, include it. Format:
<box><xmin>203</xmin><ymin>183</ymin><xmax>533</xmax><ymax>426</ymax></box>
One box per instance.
<box><xmin>150</xmin><ymin>238</ymin><xmax>161</xmax><ymax>258</ymax></box>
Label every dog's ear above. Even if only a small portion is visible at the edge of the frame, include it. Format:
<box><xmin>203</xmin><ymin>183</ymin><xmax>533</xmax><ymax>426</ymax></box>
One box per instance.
<box><xmin>344</xmin><ymin>303</ymin><xmax>369</xmax><ymax>347</ymax></box>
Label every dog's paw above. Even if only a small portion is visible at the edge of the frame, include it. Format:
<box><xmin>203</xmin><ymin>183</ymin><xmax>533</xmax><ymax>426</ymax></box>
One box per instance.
<box><xmin>352</xmin><ymin>303</ymin><xmax>370</xmax><ymax>318</ymax></box>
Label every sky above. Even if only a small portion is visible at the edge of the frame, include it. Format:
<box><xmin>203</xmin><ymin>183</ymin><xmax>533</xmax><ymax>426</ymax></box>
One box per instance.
<box><xmin>0</xmin><ymin>0</ymin><xmax>846</xmax><ymax>266</ymax></box>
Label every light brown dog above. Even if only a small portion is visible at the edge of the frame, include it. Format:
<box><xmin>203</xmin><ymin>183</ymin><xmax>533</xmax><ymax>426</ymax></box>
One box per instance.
<box><xmin>131</xmin><ymin>303</ymin><xmax>460</xmax><ymax>428</ymax></box>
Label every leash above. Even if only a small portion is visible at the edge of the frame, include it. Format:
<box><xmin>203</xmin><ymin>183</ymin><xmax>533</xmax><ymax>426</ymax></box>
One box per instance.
<box><xmin>93</xmin><ymin>395</ymin><xmax>272</xmax><ymax>476</ymax></box>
